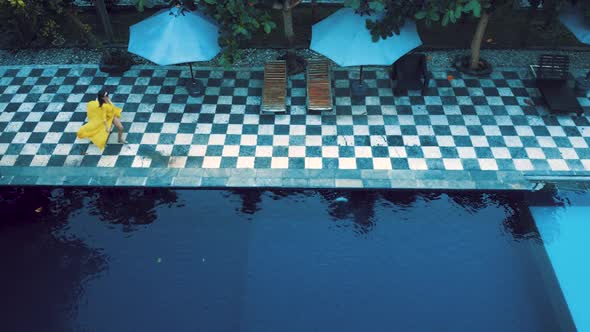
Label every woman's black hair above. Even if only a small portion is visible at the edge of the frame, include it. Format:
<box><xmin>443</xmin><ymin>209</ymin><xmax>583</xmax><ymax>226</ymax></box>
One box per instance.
<box><xmin>97</xmin><ymin>89</ymin><xmax>108</xmax><ymax>107</ymax></box>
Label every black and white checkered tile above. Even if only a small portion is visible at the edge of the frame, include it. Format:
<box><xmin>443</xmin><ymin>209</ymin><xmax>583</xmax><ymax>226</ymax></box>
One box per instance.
<box><xmin>0</xmin><ymin>64</ymin><xmax>589</xmax><ymax>172</ymax></box>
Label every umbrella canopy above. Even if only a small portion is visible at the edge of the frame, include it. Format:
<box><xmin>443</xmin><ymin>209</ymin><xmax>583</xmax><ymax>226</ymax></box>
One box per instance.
<box><xmin>559</xmin><ymin>3</ymin><xmax>590</xmax><ymax>44</ymax></box>
<box><xmin>128</xmin><ymin>6</ymin><xmax>221</xmax><ymax>66</ymax></box>
<box><xmin>310</xmin><ymin>8</ymin><xmax>422</xmax><ymax>67</ymax></box>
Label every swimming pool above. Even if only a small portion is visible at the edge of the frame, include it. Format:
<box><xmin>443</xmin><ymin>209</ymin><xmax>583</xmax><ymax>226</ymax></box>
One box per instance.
<box><xmin>0</xmin><ymin>188</ymin><xmax>576</xmax><ymax>332</ymax></box>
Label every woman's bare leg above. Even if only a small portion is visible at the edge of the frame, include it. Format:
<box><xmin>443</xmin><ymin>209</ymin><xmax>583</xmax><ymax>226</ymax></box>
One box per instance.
<box><xmin>113</xmin><ymin>117</ymin><xmax>126</xmax><ymax>143</ymax></box>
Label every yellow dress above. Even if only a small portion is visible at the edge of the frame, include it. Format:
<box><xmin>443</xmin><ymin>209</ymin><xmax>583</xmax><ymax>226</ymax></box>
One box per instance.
<box><xmin>76</xmin><ymin>101</ymin><xmax>122</xmax><ymax>151</ymax></box>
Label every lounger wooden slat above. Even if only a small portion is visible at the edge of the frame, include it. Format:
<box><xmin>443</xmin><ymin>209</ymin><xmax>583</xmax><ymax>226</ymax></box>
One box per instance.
<box><xmin>306</xmin><ymin>59</ymin><xmax>333</xmax><ymax>111</ymax></box>
<box><xmin>261</xmin><ymin>60</ymin><xmax>287</xmax><ymax>113</ymax></box>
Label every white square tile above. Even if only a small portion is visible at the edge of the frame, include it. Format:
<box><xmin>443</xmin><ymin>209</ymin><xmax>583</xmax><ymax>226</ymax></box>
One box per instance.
<box><xmin>222</xmin><ymin>145</ymin><xmax>240</xmax><ymax>157</ymax></box>
<box><xmin>457</xmin><ymin>147</ymin><xmax>476</xmax><ymax>158</ymax></box>
<box><xmin>354</xmin><ymin>146</ymin><xmax>372</xmax><ymax>158</ymax></box>
<box><xmin>569</xmin><ymin>137</ymin><xmax>589</xmax><ymax>148</ymax></box>
<box><xmin>208</xmin><ymin>134</ymin><xmax>226</xmax><ymax>145</ymax></box>
<box><xmin>120</xmin><ymin>144</ymin><xmax>139</xmax><ymax>156</ymax></box>
<box><xmin>255</xmin><ymin>146</ymin><xmax>273</xmax><ymax>157</ymax></box>
<box><xmin>491</xmin><ymin>147</ymin><xmax>511</xmax><ymax>159</ymax></box>
<box><xmin>408</xmin><ymin>158</ymin><xmax>428</xmax><ymax>170</ymax></box>
<box><xmin>29</xmin><ymin>155</ymin><xmax>50</xmax><ymax>167</ymax></box>
<box><xmin>97</xmin><ymin>156</ymin><xmax>117</xmax><ymax>167</ymax></box>
<box><xmin>20</xmin><ymin>144</ymin><xmax>40</xmax><ymax>155</ymax></box>
<box><xmin>526</xmin><ymin>148</ymin><xmax>546</xmax><ymax>159</ymax></box>
<box><xmin>305</xmin><ymin>157</ymin><xmax>323</xmax><ymax>169</ymax></box>
<box><xmin>559</xmin><ymin>148</ymin><xmax>578</xmax><ymax>160</ymax></box>
<box><xmin>258</xmin><ymin>124</ymin><xmax>274</xmax><ymax>135</ymax></box>
<box><xmin>13</xmin><ymin>132</ymin><xmax>30</xmax><ymax>143</ymax></box>
<box><xmin>5</xmin><ymin>122</ymin><xmax>22</xmax><ymax>133</ymax></box>
<box><xmin>322</xmin><ymin>146</ymin><xmax>339</xmax><ymax>158</ymax></box>
<box><xmin>141</xmin><ymin>133</ymin><xmax>160</xmax><ymax>145</ymax></box>
<box><xmin>149</xmin><ymin>113</ymin><xmax>166</xmax><ymax>123</ymax></box>
<box><xmin>0</xmin><ymin>155</ymin><xmax>18</xmax><ymax>166</ymax></box>
<box><xmin>162</xmin><ymin>123</ymin><xmax>179</xmax><ymax>134</ymax></box>
<box><xmin>174</xmin><ymin>134</ymin><xmax>193</xmax><ymax>145</ymax></box>
<box><xmin>271</xmin><ymin>157</ymin><xmax>289</xmax><ymax>169</ymax></box>
<box><xmin>338</xmin><ymin>158</ymin><xmax>357</xmax><ymax>169</ymax></box>
<box><xmin>435</xmin><ymin>135</ymin><xmax>456</xmax><ymax>147</ymax></box>
<box><xmin>470</xmin><ymin>136</ymin><xmax>489</xmax><ymax>147</ymax></box>
<box><xmin>478</xmin><ymin>159</ymin><xmax>498</xmax><ymax>170</ymax></box>
<box><xmin>450</xmin><ymin>125</ymin><xmax>469</xmax><ymax>135</ymax></box>
<box><xmin>504</xmin><ymin>136</ymin><xmax>523</xmax><ymax>147</ymax></box>
<box><xmin>482</xmin><ymin>125</ymin><xmax>501</xmax><ymax>136</ymax></box>
<box><xmin>289</xmin><ymin>124</ymin><xmax>306</xmax><ymax>135</ymax></box>
<box><xmin>63</xmin><ymin>155</ymin><xmax>83</xmax><ymax>167</ymax></box>
<box><xmin>132</xmin><ymin>156</ymin><xmax>151</xmax><ymax>168</ymax></box>
<box><xmin>236</xmin><ymin>157</ymin><xmax>255</xmax><ymax>168</ymax></box>
<box><xmin>515</xmin><ymin>126</ymin><xmax>534</xmax><ymax>136</ymax></box>
<box><xmin>288</xmin><ymin>146</ymin><xmax>306</xmax><ymax>157</ymax></box>
<box><xmin>547</xmin><ymin>126</ymin><xmax>566</xmax><ymax>137</ymax></box>
<box><xmin>42</xmin><ymin>133</ymin><xmax>62</xmax><ymax>144</ymax></box>
<box><xmin>320</xmin><ymin>125</ymin><xmax>337</xmax><ymax>136</ymax></box>
<box><xmin>202</xmin><ymin>156</ymin><xmax>221</xmax><ymax>168</ymax></box>
<box><xmin>537</xmin><ymin>136</ymin><xmax>557</xmax><ymax>148</ymax></box>
<box><xmin>443</xmin><ymin>158</ymin><xmax>463</xmax><ymax>170</ymax></box>
<box><xmin>388</xmin><ymin>146</ymin><xmax>407</xmax><ymax>158</ymax></box>
<box><xmin>53</xmin><ymin>144</ymin><xmax>72</xmax><ymax>155</ymax></box>
<box><xmin>33</xmin><ymin>122</ymin><xmax>52</xmax><ymax>132</ymax></box>
<box><xmin>0</xmin><ymin>143</ymin><xmax>8</xmax><ymax>155</ymax></box>
<box><xmin>195</xmin><ymin>123</ymin><xmax>213</xmax><ymax>134</ymax></box>
<box><xmin>403</xmin><ymin>136</ymin><xmax>420</xmax><ymax>147</ymax></box>
<box><xmin>155</xmin><ymin>144</ymin><xmax>173</xmax><ymax>156</ymax></box>
<box><xmin>548</xmin><ymin>159</ymin><xmax>569</xmax><ymax>171</ymax></box>
<box><xmin>273</xmin><ymin>135</ymin><xmax>290</xmax><ymax>146</ymax></box>
<box><xmin>168</xmin><ymin>157</ymin><xmax>187</xmax><ymax>168</ymax></box>
<box><xmin>513</xmin><ymin>159</ymin><xmax>534</xmax><ymax>171</ymax></box>
<box><xmin>422</xmin><ymin>146</ymin><xmax>442</xmax><ymax>158</ymax></box>
<box><xmin>352</xmin><ymin>126</ymin><xmax>369</xmax><ymax>136</ymax></box>
<box><xmin>416</xmin><ymin>125</ymin><xmax>434</xmax><ymax>136</ymax></box>
<box><xmin>372</xmin><ymin>158</ymin><xmax>392</xmax><ymax>170</ymax></box>
<box><xmin>226</xmin><ymin>124</ymin><xmax>242</xmax><ymax>135</ymax></box>
<box><xmin>240</xmin><ymin>135</ymin><xmax>257</xmax><ymax>146</ymax></box>
<box><xmin>581</xmin><ymin>159</ymin><xmax>590</xmax><ymax>171</ymax></box>
<box><xmin>189</xmin><ymin>145</ymin><xmax>207</xmax><ymax>157</ymax></box>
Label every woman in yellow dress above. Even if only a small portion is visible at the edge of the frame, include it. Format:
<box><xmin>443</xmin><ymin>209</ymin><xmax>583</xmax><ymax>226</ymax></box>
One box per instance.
<box><xmin>77</xmin><ymin>89</ymin><xmax>126</xmax><ymax>151</ymax></box>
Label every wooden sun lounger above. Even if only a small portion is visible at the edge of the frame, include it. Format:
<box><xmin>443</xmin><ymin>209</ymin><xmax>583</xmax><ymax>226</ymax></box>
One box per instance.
<box><xmin>306</xmin><ymin>59</ymin><xmax>333</xmax><ymax>111</ymax></box>
<box><xmin>261</xmin><ymin>60</ymin><xmax>287</xmax><ymax>113</ymax></box>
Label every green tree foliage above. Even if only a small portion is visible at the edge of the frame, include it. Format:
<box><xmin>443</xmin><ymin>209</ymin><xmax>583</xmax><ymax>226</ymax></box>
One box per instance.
<box><xmin>344</xmin><ymin>0</ymin><xmax>422</xmax><ymax>42</ymax></box>
<box><xmin>194</xmin><ymin>0</ymin><xmax>277</xmax><ymax>65</ymax></box>
<box><xmin>0</xmin><ymin>0</ymin><xmax>93</xmax><ymax>47</ymax></box>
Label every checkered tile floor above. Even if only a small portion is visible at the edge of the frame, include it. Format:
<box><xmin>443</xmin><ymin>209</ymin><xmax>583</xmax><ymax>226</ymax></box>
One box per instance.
<box><xmin>0</xmin><ymin>64</ymin><xmax>589</xmax><ymax>173</ymax></box>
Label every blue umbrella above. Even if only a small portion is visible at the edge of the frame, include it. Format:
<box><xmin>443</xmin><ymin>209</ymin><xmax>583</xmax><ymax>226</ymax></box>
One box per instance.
<box><xmin>559</xmin><ymin>3</ymin><xmax>590</xmax><ymax>44</ymax></box>
<box><xmin>128</xmin><ymin>6</ymin><xmax>221</xmax><ymax>95</ymax></box>
<box><xmin>310</xmin><ymin>8</ymin><xmax>422</xmax><ymax>66</ymax></box>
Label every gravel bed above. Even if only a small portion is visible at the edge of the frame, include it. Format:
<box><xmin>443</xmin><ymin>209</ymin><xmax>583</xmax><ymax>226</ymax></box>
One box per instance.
<box><xmin>1</xmin><ymin>47</ymin><xmax>588</xmax><ymax>70</ymax></box>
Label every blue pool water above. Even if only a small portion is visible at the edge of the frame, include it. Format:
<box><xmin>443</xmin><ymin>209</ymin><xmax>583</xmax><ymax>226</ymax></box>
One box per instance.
<box><xmin>0</xmin><ymin>188</ymin><xmax>576</xmax><ymax>332</ymax></box>
<box><xmin>529</xmin><ymin>190</ymin><xmax>590</xmax><ymax>332</ymax></box>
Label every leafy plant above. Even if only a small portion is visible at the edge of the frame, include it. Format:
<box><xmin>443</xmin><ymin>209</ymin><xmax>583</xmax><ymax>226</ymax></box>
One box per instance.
<box><xmin>0</xmin><ymin>0</ymin><xmax>95</xmax><ymax>47</ymax></box>
<box><xmin>193</xmin><ymin>0</ymin><xmax>276</xmax><ymax>65</ymax></box>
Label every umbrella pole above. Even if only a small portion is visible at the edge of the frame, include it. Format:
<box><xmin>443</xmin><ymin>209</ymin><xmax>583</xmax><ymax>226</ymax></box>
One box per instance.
<box><xmin>359</xmin><ymin>65</ymin><xmax>363</xmax><ymax>84</ymax></box>
<box><xmin>186</xmin><ymin>62</ymin><xmax>204</xmax><ymax>97</ymax></box>
<box><xmin>189</xmin><ymin>62</ymin><xmax>195</xmax><ymax>81</ymax></box>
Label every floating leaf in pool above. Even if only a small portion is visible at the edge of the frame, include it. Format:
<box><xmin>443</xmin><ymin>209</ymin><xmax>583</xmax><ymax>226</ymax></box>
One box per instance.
<box><xmin>35</xmin><ymin>207</ymin><xmax>42</xmax><ymax>213</ymax></box>
<box><xmin>157</xmin><ymin>258</ymin><xmax>162</xmax><ymax>263</ymax></box>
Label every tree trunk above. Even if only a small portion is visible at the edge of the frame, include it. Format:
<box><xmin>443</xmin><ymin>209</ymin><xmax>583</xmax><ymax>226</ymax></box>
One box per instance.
<box><xmin>470</xmin><ymin>11</ymin><xmax>490</xmax><ymax>71</ymax></box>
<box><xmin>94</xmin><ymin>0</ymin><xmax>114</xmax><ymax>44</ymax></box>
<box><xmin>283</xmin><ymin>1</ymin><xmax>295</xmax><ymax>47</ymax></box>
<box><xmin>64</xmin><ymin>10</ymin><xmax>101</xmax><ymax>47</ymax></box>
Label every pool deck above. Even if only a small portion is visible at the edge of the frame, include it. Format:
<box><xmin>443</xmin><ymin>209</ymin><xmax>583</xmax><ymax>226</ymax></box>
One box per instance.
<box><xmin>1</xmin><ymin>64</ymin><xmax>589</xmax><ymax>190</ymax></box>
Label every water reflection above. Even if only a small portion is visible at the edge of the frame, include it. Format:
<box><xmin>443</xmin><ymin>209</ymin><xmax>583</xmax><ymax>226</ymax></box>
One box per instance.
<box><xmin>0</xmin><ymin>187</ymin><xmax>571</xmax><ymax>332</ymax></box>
<box><xmin>0</xmin><ymin>187</ymin><xmax>108</xmax><ymax>332</ymax></box>
<box><xmin>85</xmin><ymin>188</ymin><xmax>182</xmax><ymax>230</ymax></box>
